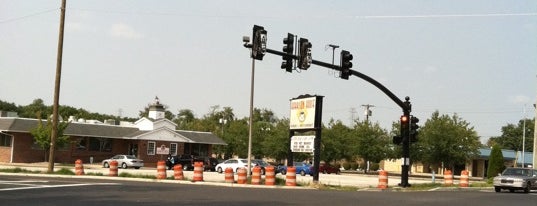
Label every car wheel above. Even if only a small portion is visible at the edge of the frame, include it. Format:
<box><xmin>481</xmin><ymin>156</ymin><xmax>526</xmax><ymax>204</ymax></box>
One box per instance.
<box><xmin>121</xmin><ymin>163</ymin><xmax>128</xmax><ymax>169</ymax></box>
<box><xmin>524</xmin><ymin>182</ymin><xmax>531</xmax><ymax>193</ymax></box>
<box><xmin>281</xmin><ymin>170</ymin><xmax>287</xmax><ymax>175</ymax></box>
<box><xmin>300</xmin><ymin>170</ymin><xmax>306</xmax><ymax>176</ymax></box>
<box><xmin>134</xmin><ymin>167</ymin><xmax>140</xmax><ymax>169</ymax></box>
<box><xmin>261</xmin><ymin>168</ymin><xmax>265</xmax><ymax>175</ymax></box>
<box><xmin>217</xmin><ymin>167</ymin><xmax>223</xmax><ymax>173</ymax></box>
<box><xmin>183</xmin><ymin>164</ymin><xmax>189</xmax><ymax>171</ymax></box>
<box><xmin>494</xmin><ymin>187</ymin><xmax>501</xmax><ymax>193</ymax></box>
<box><xmin>323</xmin><ymin>170</ymin><xmax>327</xmax><ymax>174</ymax></box>
<box><xmin>103</xmin><ymin>162</ymin><xmax>109</xmax><ymax>168</ymax></box>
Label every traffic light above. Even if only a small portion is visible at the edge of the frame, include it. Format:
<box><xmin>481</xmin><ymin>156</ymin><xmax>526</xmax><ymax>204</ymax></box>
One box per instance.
<box><xmin>251</xmin><ymin>25</ymin><xmax>267</xmax><ymax>60</ymax></box>
<box><xmin>393</xmin><ymin>135</ymin><xmax>402</xmax><ymax>145</ymax></box>
<box><xmin>410</xmin><ymin>116</ymin><xmax>419</xmax><ymax>143</ymax></box>
<box><xmin>298</xmin><ymin>38</ymin><xmax>312</xmax><ymax>70</ymax></box>
<box><xmin>340</xmin><ymin>50</ymin><xmax>353</xmax><ymax>80</ymax></box>
<box><xmin>281</xmin><ymin>33</ymin><xmax>294</xmax><ymax>72</ymax></box>
<box><xmin>400</xmin><ymin>115</ymin><xmax>410</xmax><ymax>140</ymax></box>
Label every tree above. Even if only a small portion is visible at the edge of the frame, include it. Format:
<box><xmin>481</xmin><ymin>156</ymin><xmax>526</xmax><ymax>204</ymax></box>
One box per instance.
<box><xmin>19</xmin><ymin>99</ymin><xmax>49</xmax><ymax>119</ymax></box>
<box><xmin>487</xmin><ymin>118</ymin><xmax>534</xmax><ymax>152</ymax></box>
<box><xmin>30</xmin><ymin>113</ymin><xmax>70</xmax><ymax>162</ymax></box>
<box><xmin>487</xmin><ymin>144</ymin><xmax>505</xmax><ymax>178</ymax></box>
<box><xmin>353</xmin><ymin>120</ymin><xmax>391</xmax><ymax>172</ymax></box>
<box><xmin>322</xmin><ymin>119</ymin><xmax>354</xmax><ymax>163</ymax></box>
<box><xmin>417</xmin><ymin>111</ymin><xmax>481</xmax><ymax>170</ymax></box>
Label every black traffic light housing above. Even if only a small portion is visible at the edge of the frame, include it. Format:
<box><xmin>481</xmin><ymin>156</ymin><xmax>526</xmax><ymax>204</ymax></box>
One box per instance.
<box><xmin>251</xmin><ymin>25</ymin><xmax>267</xmax><ymax>60</ymax></box>
<box><xmin>281</xmin><ymin>33</ymin><xmax>294</xmax><ymax>72</ymax></box>
<box><xmin>340</xmin><ymin>50</ymin><xmax>353</xmax><ymax>80</ymax></box>
<box><xmin>298</xmin><ymin>38</ymin><xmax>312</xmax><ymax>70</ymax></box>
<box><xmin>393</xmin><ymin>135</ymin><xmax>402</xmax><ymax>145</ymax></box>
<box><xmin>410</xmin><ymin>116</ymin><xmax>419</xmax><ymax>143</ymax></box>
<box><xmin>400</xmin><ymin>115</ymin><xmax>410</xmax><ymax>141</ymax></box>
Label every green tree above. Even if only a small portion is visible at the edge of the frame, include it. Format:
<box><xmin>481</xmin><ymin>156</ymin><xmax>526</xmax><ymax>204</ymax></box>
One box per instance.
<box><xmin>0</xmin><ymin>100</ymin><xmax>19</xmax><ymax>114</ymax></box>
<box><xmin>19</xmin><ymin>99</ymin><xmax>49</xmax><ymax>119</ymax></box>
<box><xmin>487</xmin><ymin>118</ymin><xmax>534</xmax><ymax>152</ymax></box>
<box><xmin>418</xmin><ymin>111</ymin><xmax>481</xmax><ymax>170</ymax></box>
<box><xmin>487</xmin><ymin>144</ymin><xmax>505</xmax><ymax>178</ymax></box>
<box><xmin>353</xmin><ymin>120</ymin><xmax>391</xmax><ymax>172</ymax></box>
<box><xmin>322</xmin><ymin>119</ymin><xmax>354</xmax><ymax>163</ymax></box>
<box><xmin>30</xmin><ymin>114</ymin><xmax>70</xmax><ymax>162</ymax></box>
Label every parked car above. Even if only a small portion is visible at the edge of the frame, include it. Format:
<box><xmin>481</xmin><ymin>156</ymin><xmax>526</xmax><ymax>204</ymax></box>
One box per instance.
<box><xmin>102</xmin><ymin>155</ymin><xmax>143</xmax><ymax>169</ymax></box>
<box><xmin>493</xmin><ymin>167</ymin><xmax>537</xmax><ymax>193</ymax></box>
<box><xmin>278</xmin><ymin>162</ymin><xmax>312</xmax><ymax>176</ymax></box>
<box><xmin>165</xmin><ymin>154</ymin><xmax>216</xmax><ymax>171</ymax></box>
<box><xmin>317</xmin><ymin>163</ymin><xmax>341</xmax><ymax>175</ymax></box>
<box><xmin>215</xmin><ymin>159</ymin><xmax>253</xmax><ymax>173</ymax></box>
<box><xmin>252</xmin><ymin>159</ymin><xmax>270</xmax><ymax>175</ymax></box>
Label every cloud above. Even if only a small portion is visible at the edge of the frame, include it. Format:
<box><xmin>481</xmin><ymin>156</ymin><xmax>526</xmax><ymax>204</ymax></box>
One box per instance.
<box><xmin>509</xmin><ymin>95</ymin><xmax>530</xmax><ymax>104</ymax></box>
<box><xmin>109</xmin><ymin>23</ymin><xmax>144</xmax><ymax>40</ymax></box>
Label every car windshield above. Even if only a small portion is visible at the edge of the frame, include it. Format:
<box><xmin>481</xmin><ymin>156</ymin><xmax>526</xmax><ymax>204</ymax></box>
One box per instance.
<box><xmin>502</xmin><ymin>168</ymin><xmax>532</xmax><ymax>177</ymax></box>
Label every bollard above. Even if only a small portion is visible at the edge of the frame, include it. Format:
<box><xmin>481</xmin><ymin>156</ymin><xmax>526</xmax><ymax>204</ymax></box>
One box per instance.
<box><xmin>109</xmin><ymin>160</ymin><xmax>118</xmax><ymax>177</ymax></box>
<box><xmin>174</xmin><ymin>164</ymin><xmax>184</xmax><ymax>180</ymax></box>
<box><xmin>237</xmin><ymin>167</ymin><xmax>247</xmax><ymax>184</ymax></box>
<box><xmin>285</xmin><ymin>166</ymin><xmax>296</xmax><ymax>186</ymax></box>
<box><xmin>265</xmin><ymin>166</ymin><xmax>275</xmax><ymax>186</ymax></box>
<box><xmin>251</xmin><ymin>166</ymin><xmax>261</xmax><ymax>185</ymax></box>
<box><xmin>443</xmin><ymin>170</ymin><xmax>453</xmax><ymax>186</ymax></box>
<box><xmin>193</xmin><ymin>162</ymin><xmax>204</xmax><ymax>182</ymax></box>
<box><xmin>377</xmin><ymin>170</ymin><xmax>388</xmax><ymax>189</ymax></box>
<box><xmin>75</xmin><ymin>159</ymin><xmax>85</xmax><ymax>175</ymax></box>
<box><xmin>459</xmin><ymin>170</ymin><xmax>469</xmax><ymax>187</ymax></box>
<box><xmin>156</xmin><ymin>160</ymin><xmax>167</xmax><ymax>179</ymax></box>
<box><xmin>224</xmin><ymin>167</ymin><xmax>234</xmax><ymax>183</ymax></box>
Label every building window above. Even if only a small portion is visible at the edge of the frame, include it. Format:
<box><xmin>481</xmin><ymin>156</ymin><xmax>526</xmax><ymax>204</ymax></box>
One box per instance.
<box><xmin>170</xmin><ymin>143</ymin><xmax>178</xmax><ymax>156</ymax></box>
<box><xmin>147</xmin><ymin>141</ymin><xmax>156</xmax><ymax>155</ymax></box>
<box><xmin>88</xmin><ymin>137</ymin><xmax>112</xmax><ymax>152</ymax></box>
<box><xmin>0</xmin><ymin>133</ymin><xmax>12</xmax><ymax>147</ymax></box>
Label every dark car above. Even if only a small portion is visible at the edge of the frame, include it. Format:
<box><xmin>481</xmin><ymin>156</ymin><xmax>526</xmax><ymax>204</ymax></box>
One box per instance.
<box><xmin>317</xmin><ymin>163</ymin><xmax>341</xmax><ymax>174</ymax></box>
<box><xmin>252</xmin><ymin>159</ymin><xmax>270</xmax><ymax>175</ymax></box>
<box><xmin>166</xmin><ymin>154</ymin><xmax>209</xmax><ymax>171</ymax></box>
<box><xmin>201</xmin><ymin>157</ymin><xmax>219</xmax><ymax>172</ymax></box>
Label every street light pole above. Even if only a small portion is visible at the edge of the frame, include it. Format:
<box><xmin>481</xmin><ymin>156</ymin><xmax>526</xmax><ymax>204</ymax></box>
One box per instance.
<box><xmin>247</xmin><ymin>56</ymin><xmax>255</xmax><ymax>177</ymax></box>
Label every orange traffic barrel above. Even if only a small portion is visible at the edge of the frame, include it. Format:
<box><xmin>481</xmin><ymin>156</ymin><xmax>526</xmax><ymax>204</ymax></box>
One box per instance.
<box><xmin>459</xmin><ymin>170</ymin><xmax>469</xmax><ymax>187</ymax></box>
<box><xmin>285</xmin><ymin>166</ymin><xmax>296</xmax><ymax>186</ymax></box>
<box><xmin>224</xmin><ymin>167</ymin><xmax>234</xmax><ymax>183</ymax></box>
<box><xmin>444</xmin><ymin>170</ymin><xmax>453</xmax><ymax>186</ymax></box>
<box><xmin>237</xmin><ymin>167</ymin><xmax>247</xmax><ymax>184</ymax></box>
<box><xmin>156</xmin><ymin>160</ymin><xmax>167</xmax><ymax>179</ymax></box>
<box><xmin>251</xmin><ymin>166</ymin><xmax>261</xmax><ymax>185</ymax></box>
<box><xmin>265</xmin><ymin>166</ymin><xmax>275</xmax><ymax>186</ymax></box>
<box><xmin>75</xmin><ymin>159</ymin><xmax>85</xmax><ymax>175</ymax></box>
<box><xmin>378</xmin><ymin>170</ymin><xmax>388</xmax><ymax>189</ymax></box>
<box><xmin>193</xmin><ymin>162</ymin><xmax>204</xmax><ymax>182</ymax></box>
<box><xmin>174</xmin><ymin>164</ymin><xmax>184</xmax><ymax>180</ymax></box>
<box><xmin>109</xmin><ymin>160</ymin><xmax>118</xmax><ymax>177</ymax></box>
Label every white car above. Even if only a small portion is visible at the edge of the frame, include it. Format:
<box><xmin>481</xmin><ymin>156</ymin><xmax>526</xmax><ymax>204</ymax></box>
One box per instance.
<box><xmin>102</xmin><ymin>155</ymin><xmax>143</xmax><ymax>169</ymax></box>
<box><xmin>215</xmin><ymin>159</ymin><xmax>253</xmax><ymax>173</ymax></box>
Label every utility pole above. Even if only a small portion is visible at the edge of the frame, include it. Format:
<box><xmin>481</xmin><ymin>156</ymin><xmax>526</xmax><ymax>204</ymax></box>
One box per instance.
<box><xmin>361</xmin><ymin>104</ymin><xmax>375</xmax><ymax>122</ymax></box>
<box><xmin>533</xmin><ymin>102</ymin><xmax>537</xmax><ymax>168</ymax></box>
<box><xmin>48</xmin><ymin>0</ymin><xmax>66</xmax><ymax>173</ymax></box>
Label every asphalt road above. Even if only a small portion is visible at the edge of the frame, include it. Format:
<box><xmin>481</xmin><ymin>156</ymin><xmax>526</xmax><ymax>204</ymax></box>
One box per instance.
<box><xmin>1</xmin><ymin>175</ymin><xmax>536</xmax><ymax>206</ymax></box>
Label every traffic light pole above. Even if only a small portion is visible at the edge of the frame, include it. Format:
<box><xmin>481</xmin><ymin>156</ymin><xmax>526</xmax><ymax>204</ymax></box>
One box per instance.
<box><xmin>248</xmin><ymin>44</ymin><xmax>413</xmax><ymax>187</ymax></box>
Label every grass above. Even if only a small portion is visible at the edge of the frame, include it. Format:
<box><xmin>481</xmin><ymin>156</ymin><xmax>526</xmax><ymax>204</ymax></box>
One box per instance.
<box><xmin>0</xmin><ymin>167</ymin><xmax>42</xmax><ymax>174</ymax></box>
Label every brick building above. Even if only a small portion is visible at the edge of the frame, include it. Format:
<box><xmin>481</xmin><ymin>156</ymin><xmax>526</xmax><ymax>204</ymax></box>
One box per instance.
<box><xmin>0</xmin><ymin>98</ymin><xmax>226</xmax><ymax>166</ymax></box>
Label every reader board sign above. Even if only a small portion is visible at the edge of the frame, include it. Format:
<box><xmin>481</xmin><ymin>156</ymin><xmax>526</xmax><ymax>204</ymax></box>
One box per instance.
<box><xmin>289</xmin><ymin>96</ymin><xmax>317</xmax><ymax>130</ymax></box>
<box><xmin>291</xmin><ymin>135</ymin><xmax>315</xmax><ymax>153</ymax></box>
<box><xmin>156</xmin><ymin>145</ymin><xmax>170</xmax><ymax>155</ymax></box>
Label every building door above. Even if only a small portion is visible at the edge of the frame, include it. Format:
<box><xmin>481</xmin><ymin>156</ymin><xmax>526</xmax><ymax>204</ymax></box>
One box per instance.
<box><xmin>129</xmin><ymin>143</ymin><xmax>138</xmax><ymax>157</ymax></box>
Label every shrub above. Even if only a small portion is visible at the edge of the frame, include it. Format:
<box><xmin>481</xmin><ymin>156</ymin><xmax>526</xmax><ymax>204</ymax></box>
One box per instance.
<box><xmin>487</xmin><ymin>144</ymin><xmax>505</xmax><ymax>178</ymax></box>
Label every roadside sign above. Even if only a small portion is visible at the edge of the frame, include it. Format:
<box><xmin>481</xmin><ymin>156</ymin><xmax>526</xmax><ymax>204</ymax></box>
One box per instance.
<box><xmin>156</xmin><ymin>145</ymin><xmax>169</xmax><ymax>155</ymax></box>
<box><xmin>291</xmin><ymin>135</ymin><xmax>314</xmax><ymax>153</ymax></box>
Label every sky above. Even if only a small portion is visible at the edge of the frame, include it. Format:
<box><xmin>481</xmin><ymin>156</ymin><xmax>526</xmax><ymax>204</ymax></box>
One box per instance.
<box><xmin>1</xmin><ymin>0</ymin><xmax>536</xmax><ymax>143</ymax></box>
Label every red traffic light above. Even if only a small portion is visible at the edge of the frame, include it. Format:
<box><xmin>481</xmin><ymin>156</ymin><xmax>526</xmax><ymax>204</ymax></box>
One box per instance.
<box><xmin>400</xmin><ymin>115</ymin><xmax>409</xmax><ymax>123</ymax></box>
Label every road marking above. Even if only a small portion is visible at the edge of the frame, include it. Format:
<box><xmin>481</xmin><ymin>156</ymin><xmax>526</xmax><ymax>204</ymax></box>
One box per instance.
<box><xmin>0</xmin><ymin>181</ymin><xmax>120</xmax><ymax>191</ymax></box>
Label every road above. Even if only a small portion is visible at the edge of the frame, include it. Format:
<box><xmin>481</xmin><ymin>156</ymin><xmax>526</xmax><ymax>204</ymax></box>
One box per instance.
<box><xmin>1</xmin><ymin>175</ymin><xmax>536</xmax><ymax>206</ymax></box>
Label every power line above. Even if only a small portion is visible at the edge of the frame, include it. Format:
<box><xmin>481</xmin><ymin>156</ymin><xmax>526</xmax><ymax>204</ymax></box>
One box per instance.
<box><xmin>0</xmin><ymin>8</ymin><xmax>59</xmax><ymax>24</ymax></box>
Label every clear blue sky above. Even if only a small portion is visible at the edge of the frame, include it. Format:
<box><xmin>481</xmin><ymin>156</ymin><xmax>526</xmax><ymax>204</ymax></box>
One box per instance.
<box><xmin>1</xmin><ymin>0</ymin><xmax>536</xmax><ymax>142</ymax></box>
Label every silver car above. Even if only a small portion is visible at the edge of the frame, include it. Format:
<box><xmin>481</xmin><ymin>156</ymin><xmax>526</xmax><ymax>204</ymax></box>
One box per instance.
<box><xmin>493</xmin><ymin>167</ymin><xmax>537</xmax><ymax>193</ymax></box>
<box><xmin>102</xmin><ymin>155</ymin><xmax>144</xmax><ymax>169</ymax></box>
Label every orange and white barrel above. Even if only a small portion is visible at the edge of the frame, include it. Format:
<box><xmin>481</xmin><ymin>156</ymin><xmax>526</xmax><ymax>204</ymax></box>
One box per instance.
<box><xmin>444</xmin><ymin>170</ymin><xmax>453</xmax><ymax>186</ymax></box>
<box><xmin>285</xmin><ymin>166</ymin><xmax>296</xmax><ymax>186</ymax></box>
<box><xmin>264</xmin><ymin>166</ymin><xmax>275</xmax><ymax>186</ymax></box>
<box><xmin>225</xmin><ymin>167</ymin><xmax>234</xmax><ymax>183</ymax></box>
<box><xmin>75</xmin><ymin>159</ymin><xmax>84</xmax><ymax>175</ymax></box>
<box><xmin>157</xmin><ymin>160</ymin><xmax>167</xmax><ymax>179</ymax></box>
<box><xmin>377</xmin><ymin>170</ymin><xmax>388</xmax><ymax>189</ymax></box>
<box><xmin>109</xmin><ymin>160</ymin><xmax>118</xmax><ymax>177</ymax></box>
<box><xmin>193</xmin><ymin>162</ymin><xmax>204</xmax><ymax>182</ymax></box>
<box><xmin>237</xmin><ymin>167</ymin><xmax>247</xmax><ymax>184</ymax></box>
<box><xmin>251</xmin><ymin>166</ymin><xmax>261</xmax><ymax>185</ymax></box>
<box><xmin>459</xmin><ymin>170</ymin><xmax>469</xmax><ymax>187</ymax></box>
<box><xmin>174</xmin><ymin>164</ymin><xmax>184</xmax><ymax>180</ymax></box>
